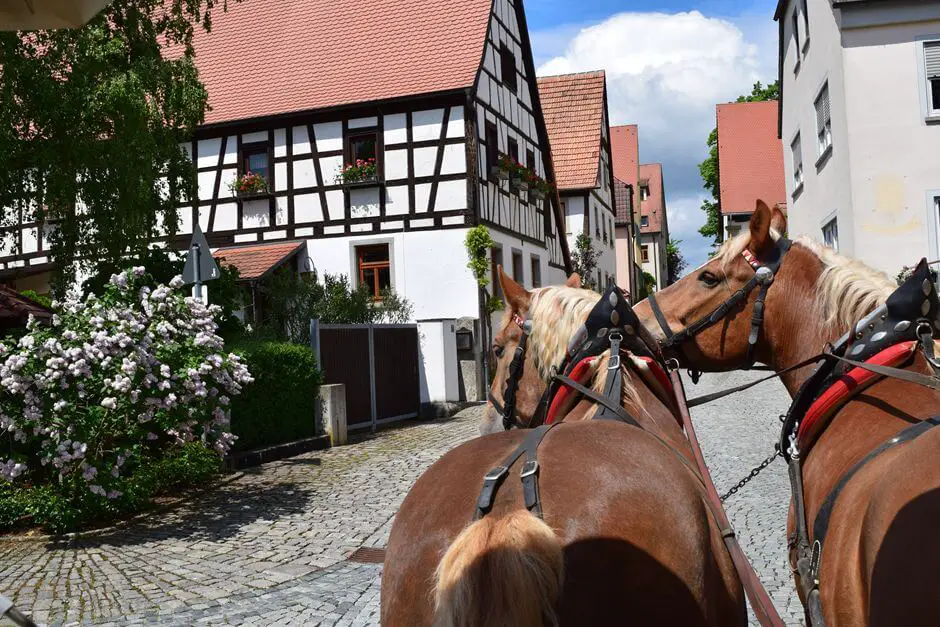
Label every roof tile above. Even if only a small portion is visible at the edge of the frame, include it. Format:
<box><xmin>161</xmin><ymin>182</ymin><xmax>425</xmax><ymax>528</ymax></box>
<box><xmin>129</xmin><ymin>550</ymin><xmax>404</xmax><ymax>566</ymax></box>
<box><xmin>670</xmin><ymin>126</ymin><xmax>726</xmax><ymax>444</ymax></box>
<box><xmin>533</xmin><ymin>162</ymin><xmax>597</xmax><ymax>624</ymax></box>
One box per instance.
<box><xmin>186</xmin><ymin>0</ymin><xmax>493</xmax><ymax>125</ymax></box>
<box><xmin>537</xmin><ymin>71</ymin><xmax>607</xmax><ymax>191</ymax></box>
<box><xmin>212</xmin><ymin>241</ymin><xmax>305</xmax><ymax>281</ymax></box>
<box><xmin>716</xmin><ymin>101</ymin><xmax>786</xmax><ymax>216</ymax></box>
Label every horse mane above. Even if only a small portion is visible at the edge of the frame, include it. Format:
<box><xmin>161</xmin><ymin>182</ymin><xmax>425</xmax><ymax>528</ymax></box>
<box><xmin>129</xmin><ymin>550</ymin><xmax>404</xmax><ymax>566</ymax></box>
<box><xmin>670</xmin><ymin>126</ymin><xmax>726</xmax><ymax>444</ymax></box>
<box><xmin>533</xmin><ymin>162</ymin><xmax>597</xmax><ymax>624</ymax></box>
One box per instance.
<box><xmin>714</xmin><ymin>230</ymin><xmax>896</xmax><ymax>335</ymax></box>
<box><xmin>515</xmin><ymin>285</ymin><xmax>644</xmax><ymax>416</ymax></box>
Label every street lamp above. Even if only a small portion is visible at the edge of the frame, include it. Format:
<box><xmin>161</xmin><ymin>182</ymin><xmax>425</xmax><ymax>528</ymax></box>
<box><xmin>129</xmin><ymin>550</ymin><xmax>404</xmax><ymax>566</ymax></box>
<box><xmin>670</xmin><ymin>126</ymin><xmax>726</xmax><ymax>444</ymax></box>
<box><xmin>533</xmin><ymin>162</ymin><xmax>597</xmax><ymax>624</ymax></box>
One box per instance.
<box><xmin>0</xmin><ymin>0</ymin><xmax>114</xmax><ymax>30</ymax></box>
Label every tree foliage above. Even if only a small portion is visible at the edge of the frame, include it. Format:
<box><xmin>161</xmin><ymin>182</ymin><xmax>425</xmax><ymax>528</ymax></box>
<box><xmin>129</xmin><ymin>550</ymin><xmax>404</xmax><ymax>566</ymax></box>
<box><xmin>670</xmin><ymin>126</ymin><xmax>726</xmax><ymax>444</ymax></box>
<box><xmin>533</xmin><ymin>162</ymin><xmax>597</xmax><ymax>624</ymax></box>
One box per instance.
<box><xmin>698</xmin><ymin>80</ymin><xmax>780</xmax><ymax>246</ymax></box>
<box><xmin>0</xmin><ymin>0</ymin><xmax>230</xmax><ymax>293</ymax></box>
<box><xmin>571</xmin><ymin>232</ymin><xmax>600</xmax><ymax>291</ymax></box>
<box><xmin>666</xmin><ymin>239</ymin><xmax>687</xmax><ymax>285</ymax></box>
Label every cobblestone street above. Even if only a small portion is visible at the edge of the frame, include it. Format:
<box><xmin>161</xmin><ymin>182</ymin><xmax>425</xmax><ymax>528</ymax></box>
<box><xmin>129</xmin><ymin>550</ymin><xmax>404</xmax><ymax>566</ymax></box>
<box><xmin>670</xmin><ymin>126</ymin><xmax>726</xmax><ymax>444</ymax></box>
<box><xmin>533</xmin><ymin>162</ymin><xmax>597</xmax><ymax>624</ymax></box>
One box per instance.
<box><xmin>1</xmin><ymin>370</ymin><xmax>804</xmax><ymax>626</ymax></box>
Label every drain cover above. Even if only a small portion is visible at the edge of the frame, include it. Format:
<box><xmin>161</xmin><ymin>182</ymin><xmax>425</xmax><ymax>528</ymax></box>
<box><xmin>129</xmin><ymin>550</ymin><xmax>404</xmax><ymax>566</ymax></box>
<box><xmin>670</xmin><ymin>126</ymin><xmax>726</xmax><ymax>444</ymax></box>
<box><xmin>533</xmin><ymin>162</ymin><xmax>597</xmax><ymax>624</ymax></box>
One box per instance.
<box><xmin>348</xmin><ymin>547</ymin><xmax>386</xmax><ymax>564</ymax></box>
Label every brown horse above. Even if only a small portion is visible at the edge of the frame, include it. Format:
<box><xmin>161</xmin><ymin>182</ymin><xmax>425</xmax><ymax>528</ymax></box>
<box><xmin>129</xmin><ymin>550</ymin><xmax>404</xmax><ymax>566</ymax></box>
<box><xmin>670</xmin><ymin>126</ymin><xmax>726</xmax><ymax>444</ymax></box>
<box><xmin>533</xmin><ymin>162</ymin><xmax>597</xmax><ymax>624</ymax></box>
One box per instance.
<box><xmin>381</xmin><ymin>270</ymin><xmax>745</xmax><ymax>626</ymax></box>
<box><xmin>637</xmin><ymin>201</ymin><xmax>940</xmax><ymax>626</ymax></box>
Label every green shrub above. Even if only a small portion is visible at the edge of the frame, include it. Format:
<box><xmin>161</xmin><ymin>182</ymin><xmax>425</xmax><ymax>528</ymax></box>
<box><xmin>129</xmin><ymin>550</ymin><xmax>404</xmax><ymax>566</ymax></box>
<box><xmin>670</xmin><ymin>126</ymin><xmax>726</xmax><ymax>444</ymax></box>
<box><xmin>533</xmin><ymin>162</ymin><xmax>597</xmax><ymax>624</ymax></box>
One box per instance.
<box><xmin>229</xmin><ymin>342</ymin><xmax>324</xmax><ymax>451</ymax></box>
<box><xmin>0</xmin><ymin>443</ymin><xmax>221</xmax><ymax>533</ymax></box>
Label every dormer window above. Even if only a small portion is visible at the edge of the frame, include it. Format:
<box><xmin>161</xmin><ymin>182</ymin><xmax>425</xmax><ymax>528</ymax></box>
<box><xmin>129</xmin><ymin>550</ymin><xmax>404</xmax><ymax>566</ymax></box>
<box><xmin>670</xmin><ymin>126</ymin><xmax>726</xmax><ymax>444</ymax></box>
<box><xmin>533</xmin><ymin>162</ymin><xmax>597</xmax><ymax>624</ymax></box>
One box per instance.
<box><xmin>500</xmin><ymin>44</ymin><xmax>518</xmax><ymax>94</ymax></box>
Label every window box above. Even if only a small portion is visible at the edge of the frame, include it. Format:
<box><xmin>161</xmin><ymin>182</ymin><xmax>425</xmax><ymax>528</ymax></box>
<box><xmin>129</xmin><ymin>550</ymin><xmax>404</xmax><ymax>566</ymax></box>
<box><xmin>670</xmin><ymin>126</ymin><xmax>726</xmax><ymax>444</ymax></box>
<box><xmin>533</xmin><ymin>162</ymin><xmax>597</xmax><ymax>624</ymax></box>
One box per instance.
<box><xmin>510</xmin><ymin>175</ymin><xmax>528</xmax><ymax>192</ymax></box>
<box><xmin>336</xmin><ymin>158</ymin><xmax>378</xmax><ymax>186</ymax></box>
<box><xmin>529</xmin><ymin>188</ymin><xmax>546</xmax><ymax>201</ymax></box>
<box><xmin>341</xmin><ymin>175</ymin><xmax>382</xmax><ymax>189</ymax></box>
<box><xmin>229</xmin><ymin>172</ymin><xmax>270</xmax><ymax>198</ymax></box>
<box><xmin>490</xmin><ymin>165</ymin><xmax>510</xmax><ymax>181</ymax></box>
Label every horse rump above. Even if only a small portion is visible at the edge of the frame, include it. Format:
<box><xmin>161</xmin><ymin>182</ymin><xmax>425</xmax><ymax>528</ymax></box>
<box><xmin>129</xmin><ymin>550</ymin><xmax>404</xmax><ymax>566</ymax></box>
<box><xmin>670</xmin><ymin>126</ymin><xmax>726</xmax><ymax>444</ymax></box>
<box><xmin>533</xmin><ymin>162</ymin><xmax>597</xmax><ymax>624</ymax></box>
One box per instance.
<box><xmin>433</xmin><ymin>509</ymin><xmax>564</xmax><ymax>627</ymax></box>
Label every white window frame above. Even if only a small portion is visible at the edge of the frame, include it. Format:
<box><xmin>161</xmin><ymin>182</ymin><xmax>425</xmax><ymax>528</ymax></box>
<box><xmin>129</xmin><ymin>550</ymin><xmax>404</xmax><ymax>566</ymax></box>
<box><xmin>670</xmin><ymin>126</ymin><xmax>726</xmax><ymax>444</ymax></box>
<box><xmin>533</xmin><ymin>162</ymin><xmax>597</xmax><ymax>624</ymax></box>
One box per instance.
<box><xmin>821</xmin><ymin>214</ymin><xmax>839</xmax><ymax>252</ymax></box>
<box><xmin>916</xmin><ymin>36</ymin><xmax>940</xmax><ymax>123</ymax></box>
<box><xmin>800</xmin><ymin>0</ymin><xmax>810</xmax><ymax>53</ymax></box>
<box><xmin>814</xmin><ymin>81</ymin><xmax>832</xmax><ymax>162</ymax></box>
<box><xmin>927</xmin><ymin>191</ymin><xmax>940</xmax><ymax>270</ymax></box>
<box><xmin>791</xmin><ymin>131</ymin><xmax>804</xmax><ymax>193</ymax></box>
<box><xmin>791</xmin><ymin>7</ymin><xmax>802</xmax><ymax>74</ymax></box>
<box><xmin>640</xmin><ymin>185</ymin><xmax>649</xmax><ymax>201</ymax></box>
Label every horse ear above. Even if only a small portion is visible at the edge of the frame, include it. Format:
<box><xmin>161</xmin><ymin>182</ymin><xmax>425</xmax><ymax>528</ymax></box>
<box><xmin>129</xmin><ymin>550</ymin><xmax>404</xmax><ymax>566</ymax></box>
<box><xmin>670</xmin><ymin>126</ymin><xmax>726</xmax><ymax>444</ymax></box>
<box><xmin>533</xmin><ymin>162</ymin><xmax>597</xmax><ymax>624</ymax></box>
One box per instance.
<box><xmin>749</xmin><ymin>200</ymin><xmax>773</xmax><ymax>255</ymax></box>
<box><xmin>498</xmin><ymin>265</ymin><xmax>530</xmax><ymax>311</ymax></box>
<box><xmin>565</xmin><ymin>272</ymin><xmax>581</xmax><ymax>288</ymax></box>
<box><xmin>770</xmin><ymin>204</ymin><xmax>787</xmax><ymax>235</ymax></box>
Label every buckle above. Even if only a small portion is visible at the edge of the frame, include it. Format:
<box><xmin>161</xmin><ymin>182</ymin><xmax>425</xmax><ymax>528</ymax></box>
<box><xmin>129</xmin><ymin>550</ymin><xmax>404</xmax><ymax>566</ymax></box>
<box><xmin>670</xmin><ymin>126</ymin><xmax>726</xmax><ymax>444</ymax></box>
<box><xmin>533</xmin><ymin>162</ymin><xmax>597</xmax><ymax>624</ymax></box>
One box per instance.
<box><xmin>484</xmin><ymin>465</ymin><xmax>509</xmax><ymax>482</ymax></box>
<box><xmin>665</xmin><ymin>357</ymin><xmax>680</xmax><ymax>372</ymax></box>
<box><xmin>608</xmin><ymin>353</ymin><xmax>621</xmax><ymax>370</ymax></box>
<box><xmin>520</xmin><ymin>460</ymin><xmax>539</xmax><ymax>478</ymax></box>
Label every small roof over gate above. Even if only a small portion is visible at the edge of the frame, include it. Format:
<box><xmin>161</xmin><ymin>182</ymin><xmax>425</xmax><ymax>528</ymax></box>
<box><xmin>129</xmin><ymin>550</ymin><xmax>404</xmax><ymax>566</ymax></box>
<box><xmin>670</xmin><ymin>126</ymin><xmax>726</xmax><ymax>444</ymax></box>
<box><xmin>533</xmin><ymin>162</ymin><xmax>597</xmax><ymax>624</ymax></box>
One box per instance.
<box><xmin>0</xmin><ymin>286</ymin><xmax>53</xmax><ymax>329</ymax></box>
<box><xmin>212</xmin><ymin>241</ymin><xmax>305</xmax><ymax>282</ymax></box>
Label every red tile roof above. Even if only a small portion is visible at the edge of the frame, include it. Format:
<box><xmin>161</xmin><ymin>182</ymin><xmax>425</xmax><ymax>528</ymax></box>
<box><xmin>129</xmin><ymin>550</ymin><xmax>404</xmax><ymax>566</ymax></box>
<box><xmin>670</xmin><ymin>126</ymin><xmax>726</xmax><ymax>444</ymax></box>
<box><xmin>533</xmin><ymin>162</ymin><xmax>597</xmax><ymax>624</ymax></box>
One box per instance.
<box><xmin>186</xmin><ymin>0</ymin><xmax>493</xmax><ymax>125</ymax></box>
<box><xmin>639</xmin><ymin>163</ymin><xmax>665</xmax><ymax>235</ymax></box>
<box><xmin>213</xmin><ymin>241</ymin><xmax>305</xmax><ymax>281</ymax></box>
<box><xmin>613</xmin><ymin>177</ymin><xmax>633</xmax><ymax>226</ymax></box>
<box><xmin>537</xmin><ymin>71</ymin><xmax>607</xmax><ymax>191</ymax></box>
<box><xmin>716</xmin><ymin>101</ymin><xmax>786</xmax><ymax>216</ymax></box>
<box><xmin>610</xmin><ymin>124</ymin><xmax>639</xmax><ymax>225</ymax></box>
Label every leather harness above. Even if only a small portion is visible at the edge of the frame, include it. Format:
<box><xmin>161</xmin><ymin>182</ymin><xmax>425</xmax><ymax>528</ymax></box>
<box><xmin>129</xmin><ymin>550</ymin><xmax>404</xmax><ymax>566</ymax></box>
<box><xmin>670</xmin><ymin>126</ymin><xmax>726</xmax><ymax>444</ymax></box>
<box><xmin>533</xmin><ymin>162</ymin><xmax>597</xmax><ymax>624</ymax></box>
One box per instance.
<box><xmin>650</xmin><ymin>244</ymin><xmax>940</xmax><ymax>626</ymax></box>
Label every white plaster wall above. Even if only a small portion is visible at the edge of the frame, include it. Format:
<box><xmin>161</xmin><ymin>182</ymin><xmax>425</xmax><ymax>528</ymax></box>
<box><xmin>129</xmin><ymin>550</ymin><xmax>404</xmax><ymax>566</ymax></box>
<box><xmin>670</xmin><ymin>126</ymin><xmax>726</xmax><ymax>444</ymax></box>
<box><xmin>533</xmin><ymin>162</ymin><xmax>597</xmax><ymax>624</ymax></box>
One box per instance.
<box><xmin>303</xmin><ymin>228</ymin><xmax>478</xmax><ymax>321</ymax></box>
<box><xmin>781</xmin><ymin>0</ymin><xmax>855</xmax><ymax>256</ymax></box>
<box><xmin>841</xmin><ymin>19</ymin><xmax>940</xmax><ymax>274</ymax></box>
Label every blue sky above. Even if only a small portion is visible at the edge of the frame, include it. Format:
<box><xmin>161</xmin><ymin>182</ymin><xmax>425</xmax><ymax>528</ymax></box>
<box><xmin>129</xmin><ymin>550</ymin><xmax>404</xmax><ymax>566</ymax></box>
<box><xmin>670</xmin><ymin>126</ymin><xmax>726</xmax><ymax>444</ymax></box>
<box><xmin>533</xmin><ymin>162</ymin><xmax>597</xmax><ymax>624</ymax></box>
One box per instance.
<box><xmin>525</xmin><ymin>0</ymin><xmax>780</xmax><ymax>270</ymax></box>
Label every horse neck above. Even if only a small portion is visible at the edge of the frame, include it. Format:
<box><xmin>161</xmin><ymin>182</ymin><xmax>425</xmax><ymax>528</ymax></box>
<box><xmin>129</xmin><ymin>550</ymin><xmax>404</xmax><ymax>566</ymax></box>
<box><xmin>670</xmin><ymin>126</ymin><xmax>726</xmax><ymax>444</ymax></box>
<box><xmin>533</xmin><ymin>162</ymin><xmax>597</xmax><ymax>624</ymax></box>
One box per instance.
<box><xmin>764</xmin><ymin>252</ymin><xmax>841</xmax><ymax>396</ymax></box>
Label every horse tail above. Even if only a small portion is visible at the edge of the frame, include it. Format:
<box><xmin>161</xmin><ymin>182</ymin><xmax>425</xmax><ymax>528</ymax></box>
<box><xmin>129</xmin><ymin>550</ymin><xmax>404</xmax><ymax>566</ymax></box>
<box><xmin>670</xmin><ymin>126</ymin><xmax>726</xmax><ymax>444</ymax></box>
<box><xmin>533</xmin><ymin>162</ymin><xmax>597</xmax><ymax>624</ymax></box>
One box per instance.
<box><xmin>433</xmin><ymin>509</ymin><xmax>564</xmax><ymax>627</ymax></box>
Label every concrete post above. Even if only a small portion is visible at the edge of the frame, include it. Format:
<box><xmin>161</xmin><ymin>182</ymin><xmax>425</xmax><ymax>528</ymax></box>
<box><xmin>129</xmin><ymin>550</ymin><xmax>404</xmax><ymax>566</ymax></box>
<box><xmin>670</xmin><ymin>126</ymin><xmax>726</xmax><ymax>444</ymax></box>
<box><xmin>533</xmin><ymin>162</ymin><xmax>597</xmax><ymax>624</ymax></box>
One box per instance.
<box><xmin>319</xmin><ymin>384</ymin><xmax>347</xmax><ymax>446</ymax></box>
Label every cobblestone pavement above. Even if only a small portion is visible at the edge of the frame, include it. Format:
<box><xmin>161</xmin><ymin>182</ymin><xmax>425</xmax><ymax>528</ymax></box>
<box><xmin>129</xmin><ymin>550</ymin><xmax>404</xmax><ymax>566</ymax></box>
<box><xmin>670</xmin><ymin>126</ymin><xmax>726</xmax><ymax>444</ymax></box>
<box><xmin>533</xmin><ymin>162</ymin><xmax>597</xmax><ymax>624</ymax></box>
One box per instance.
<box><xmin>1</xmin><ymin>371</ymin><xmax>805</xmax><ymax>626</ymax></box>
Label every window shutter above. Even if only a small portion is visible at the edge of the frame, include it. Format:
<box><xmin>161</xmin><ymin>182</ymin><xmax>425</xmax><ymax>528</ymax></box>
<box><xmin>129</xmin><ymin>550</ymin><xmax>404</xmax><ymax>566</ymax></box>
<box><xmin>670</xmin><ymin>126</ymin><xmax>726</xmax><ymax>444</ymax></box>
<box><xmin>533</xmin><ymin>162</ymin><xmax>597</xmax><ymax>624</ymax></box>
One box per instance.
<box><xmin>815</xmin><ymin>85</ymin><xmax>830</xmax><ymax>130</ymax></box>
<box><xmin>792</xmin><ymin>134</ymin><xmax>802</xmax><ymax>168</ymax></box>
<box><xmin>925</xmin><ymin>41</ymin><xmax>940</xmax><ymax>79</ymax></box>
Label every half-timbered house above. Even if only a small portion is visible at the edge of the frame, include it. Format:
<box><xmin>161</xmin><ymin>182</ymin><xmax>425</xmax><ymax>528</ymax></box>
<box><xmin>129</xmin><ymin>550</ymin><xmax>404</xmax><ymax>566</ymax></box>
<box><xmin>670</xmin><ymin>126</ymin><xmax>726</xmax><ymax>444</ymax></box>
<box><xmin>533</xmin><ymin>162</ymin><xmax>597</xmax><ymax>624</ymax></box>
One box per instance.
<box><xmin>0</xmin><ymin>0</ymin><xmax>571</xmax><ymax>407</ymax></box>
<box><xmin>537</xmin><ymin>71</ymin><xmax>618</xmax><ymax>290</ymax></box>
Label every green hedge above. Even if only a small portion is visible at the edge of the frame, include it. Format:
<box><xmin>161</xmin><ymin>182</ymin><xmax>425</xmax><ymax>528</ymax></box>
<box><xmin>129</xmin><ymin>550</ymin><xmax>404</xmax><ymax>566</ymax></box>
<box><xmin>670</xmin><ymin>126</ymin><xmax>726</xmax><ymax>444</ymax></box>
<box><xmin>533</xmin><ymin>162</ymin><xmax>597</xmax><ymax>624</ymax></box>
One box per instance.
<box><xmin>0</xmin><ymin>443</ymin><xmax>221</xmax><ymax>533</ymax></box>
<box><xmin>229</xmin><ymin>341</ymin><xmax>324</xmax><ymax>451</ymax></box>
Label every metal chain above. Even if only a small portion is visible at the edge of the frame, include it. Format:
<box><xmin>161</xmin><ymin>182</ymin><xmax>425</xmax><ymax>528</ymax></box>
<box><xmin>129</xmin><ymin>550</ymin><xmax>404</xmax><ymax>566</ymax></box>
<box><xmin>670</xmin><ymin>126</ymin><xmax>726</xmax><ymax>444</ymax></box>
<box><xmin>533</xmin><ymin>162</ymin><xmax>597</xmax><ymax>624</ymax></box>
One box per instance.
<box><xmin>720</xmin><ymin>449</ymin><xmax>781</xmax><ymax>503</ymax></box>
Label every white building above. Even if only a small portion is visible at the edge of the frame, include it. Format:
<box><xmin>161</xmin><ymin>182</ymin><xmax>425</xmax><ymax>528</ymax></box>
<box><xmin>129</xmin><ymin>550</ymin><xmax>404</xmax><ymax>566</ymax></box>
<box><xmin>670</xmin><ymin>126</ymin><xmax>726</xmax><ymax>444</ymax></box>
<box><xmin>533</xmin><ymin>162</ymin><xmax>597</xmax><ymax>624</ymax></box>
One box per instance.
<box><xmin>537</xmin><ymin>71</ymin><xmax>618</xmax><ymax>290</ymax></box>
<box><xmin>637</xmin><ymin>164</ymin><xmax>670</xmax><ymax>291</ymax></box>
<box><xmin>0</xmin><ymin>0</ymin><xmax>573</xmax><ymax>407</ymax></box>
<box><xmin>777</xmin><ymin>0</ymin><xmax>940</xmax><ymax>275</ymax></box>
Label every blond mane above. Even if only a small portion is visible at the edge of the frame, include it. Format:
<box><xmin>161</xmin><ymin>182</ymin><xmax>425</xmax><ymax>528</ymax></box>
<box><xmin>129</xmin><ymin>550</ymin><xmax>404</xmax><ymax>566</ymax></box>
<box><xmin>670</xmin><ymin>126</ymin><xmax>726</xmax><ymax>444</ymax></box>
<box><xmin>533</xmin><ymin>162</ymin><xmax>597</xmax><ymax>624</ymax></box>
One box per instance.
<box><xmin>502</xmin><ymin>285</ymin><xmax>643</xmax><ymax>416</ymax></box>
<box><xmin>714</xmin><ymin>230</ymin><xmax>896</xmax><ymax>335</ymax></box>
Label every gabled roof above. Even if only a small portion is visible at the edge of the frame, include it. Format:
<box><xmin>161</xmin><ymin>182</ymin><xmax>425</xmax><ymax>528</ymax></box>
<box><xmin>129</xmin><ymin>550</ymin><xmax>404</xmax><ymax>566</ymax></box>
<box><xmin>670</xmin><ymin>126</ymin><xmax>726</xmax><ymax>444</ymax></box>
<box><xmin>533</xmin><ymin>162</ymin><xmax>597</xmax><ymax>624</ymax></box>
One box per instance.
<box><xmin>613</xmin><ymin>177</ymin><xmax>633</xmax><ymax>226</ymax></box>
<box><xmin>716</xmin><ymin>101</ymin><xmax>786</xmax><ymax>216</ymax></box>
<box><xmin>213</xmin><ymin>241</ymin><xmax>305</xmax><ymax>281</ymax></box>
<box><xmin>639</xmin><ymin>164</ymin><xmax>665</xmax><ymax>235</ymax></box>
<box><xmin>610</xmin><ymin>124</ymin><xmax>640</xmax><ymax>226</ymax></box>
<box><xmin>188</xmin><ymin>0</ymin><xmax>493</xmax><ymax>126</ymax></box>
<box><xmin>536</xmin><ymin>71</ymin><xmax>607</xmax><ymax>191</ymax></box>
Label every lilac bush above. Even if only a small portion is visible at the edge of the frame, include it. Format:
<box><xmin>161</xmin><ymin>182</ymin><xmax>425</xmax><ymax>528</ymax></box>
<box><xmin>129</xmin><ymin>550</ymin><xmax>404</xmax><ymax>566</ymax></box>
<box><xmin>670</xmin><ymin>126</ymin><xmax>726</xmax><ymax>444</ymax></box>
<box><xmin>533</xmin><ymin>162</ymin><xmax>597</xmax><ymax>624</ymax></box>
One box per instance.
<box><xmin>0</xmin><ymin>268</ymin><xmax>252</xmax><ymax>500</ymax></box>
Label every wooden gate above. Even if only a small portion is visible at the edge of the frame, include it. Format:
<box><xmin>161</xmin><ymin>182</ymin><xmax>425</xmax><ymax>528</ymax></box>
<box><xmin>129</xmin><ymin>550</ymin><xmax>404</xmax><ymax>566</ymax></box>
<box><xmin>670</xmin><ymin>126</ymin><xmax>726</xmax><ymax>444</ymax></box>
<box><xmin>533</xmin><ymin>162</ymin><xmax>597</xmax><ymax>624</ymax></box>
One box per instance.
<box><xmin>312</xmin><ymin>322</ymin><xmax>420</xmax><ymax>431</ymax></box>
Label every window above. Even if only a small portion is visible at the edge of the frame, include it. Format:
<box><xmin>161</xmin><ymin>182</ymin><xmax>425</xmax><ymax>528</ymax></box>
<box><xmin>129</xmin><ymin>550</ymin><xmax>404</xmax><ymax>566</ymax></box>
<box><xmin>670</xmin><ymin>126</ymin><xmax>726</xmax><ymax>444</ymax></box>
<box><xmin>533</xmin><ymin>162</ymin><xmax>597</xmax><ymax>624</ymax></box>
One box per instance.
<box><xmin>925</xmin><ymin>41</ymin><xmax>940</xmax><ymax>116</ymax></box>
<box><xmin>346</xmin><ymin>131</ymin><xmax>379</xmax><ymax>181</ymax></box>
<box><xmin>640</xmin><ymin>185</ymin><xmax>650</xmax><ymax>200</ymax></box>
<box><xmin>641</xmin><ymin>215</ymin><xmax>649</xmax><ymax>228</ymax></box>
<box><xmin>500</xmin><ymin>44</ymin><xmax>518</xmax><ymax>93</ymax></box>
<box><xmin>815</xmin><ymin>83</ymin><xmax>832</xmax><ymax>157</ymax></box>
<box><xmin>357</xmin><ymin>244</ymin><xmax>391</xmax><ymax>299</ymax></box>
<box><xmin>485</xmin><ymin>122</ymin><xmax>499</xmax><ymax>180</ymax></box>
<box><xmin>602</xmin><ymin>212</ymin><xmax>608</xmax><ymax>243</ymax></box>
<box><xmin>822</xmin><ymin>218</ymin><xmax>839</xmax><ymax>252</ymax></box>
<box><xmin>801</xmin><ymin>0</ymin><xmax>810</xmax><ymax>44</ymax></box>
<box><xmin>791</xmin><ymin>133</ymin><xmax>804</xmax><ymax>189</ymax></box>
<box><xmin>242</xmin><ymin>143</ymin><xmax>271</xmax><ymax>186</ymax></box>
<box><xmin>530</xmin><ymin>256</ymin><xmax>541</xmax><ymax>288</ymax></box>
<box><xmin>507</xmin><ymin>137</ymin><xmax>519</xmax><ymax>163</ymax></box>
<box><xmin>512</xmin><ymin>250</ymin><xmax>524</xmax><ymax>284</ymax></box>
<box><xmin>641</xmin><ymin>245</ymin><xmax>650</xmax><ymax>263</ymax></box>
<box><xmin>791</xmin><ymin>9</ymin><xmax>801</xmax><ymax>72</ymax></box>
<box><xmin>594</xmin><ymin>207</ymin><xmax>599</xmax><ymax>237</ymax></box>
<box><xmin>491</xmin><ymin>247</ymin><xmax>504</xmax><ymax>300</ymax></box>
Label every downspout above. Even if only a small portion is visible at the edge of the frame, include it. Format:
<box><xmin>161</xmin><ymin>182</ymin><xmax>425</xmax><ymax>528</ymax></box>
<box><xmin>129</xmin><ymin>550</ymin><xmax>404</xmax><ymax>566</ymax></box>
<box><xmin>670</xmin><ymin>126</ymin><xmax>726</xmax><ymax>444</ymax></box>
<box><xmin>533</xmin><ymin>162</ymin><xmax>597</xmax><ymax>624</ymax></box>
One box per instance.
<box><xmin>465</xmin><ymin>88</ymin><xmax>488</xmax><ymax>400</ymax></box>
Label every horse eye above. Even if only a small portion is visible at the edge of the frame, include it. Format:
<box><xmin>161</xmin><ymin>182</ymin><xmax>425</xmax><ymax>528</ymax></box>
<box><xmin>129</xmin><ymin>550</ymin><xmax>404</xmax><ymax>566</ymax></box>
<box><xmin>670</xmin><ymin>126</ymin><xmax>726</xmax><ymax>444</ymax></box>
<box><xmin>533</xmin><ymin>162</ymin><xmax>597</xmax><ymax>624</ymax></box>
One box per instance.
<box><xmin>699</xmin><ymin>271</ymin><xmax>721</xmax><ymax>288</ymax></box>
<box><xmin>493</xmin><ymin>345</ymin><xmax>504</xmax><ymax>358</ymax></box>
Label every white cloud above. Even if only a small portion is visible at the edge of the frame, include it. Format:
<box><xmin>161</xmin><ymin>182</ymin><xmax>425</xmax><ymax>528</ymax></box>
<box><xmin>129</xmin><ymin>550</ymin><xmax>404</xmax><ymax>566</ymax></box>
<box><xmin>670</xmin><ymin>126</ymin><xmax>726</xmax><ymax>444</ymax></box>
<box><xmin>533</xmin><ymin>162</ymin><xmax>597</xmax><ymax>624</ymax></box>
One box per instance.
<box><xmin>534</xmin><ymin>9</ymin><xmax>778</xmax><ymax>270</ymax></box>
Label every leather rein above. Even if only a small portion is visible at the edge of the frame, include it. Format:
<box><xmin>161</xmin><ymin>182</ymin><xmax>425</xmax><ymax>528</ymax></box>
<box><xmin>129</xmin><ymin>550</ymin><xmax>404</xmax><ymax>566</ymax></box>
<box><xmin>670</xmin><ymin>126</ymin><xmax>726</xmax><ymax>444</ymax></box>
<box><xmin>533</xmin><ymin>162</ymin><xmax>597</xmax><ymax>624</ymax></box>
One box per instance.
<box><xmin>647</xmin><ymin>238</ymin><xmax>792</xmax><ymax>382</ymax></box>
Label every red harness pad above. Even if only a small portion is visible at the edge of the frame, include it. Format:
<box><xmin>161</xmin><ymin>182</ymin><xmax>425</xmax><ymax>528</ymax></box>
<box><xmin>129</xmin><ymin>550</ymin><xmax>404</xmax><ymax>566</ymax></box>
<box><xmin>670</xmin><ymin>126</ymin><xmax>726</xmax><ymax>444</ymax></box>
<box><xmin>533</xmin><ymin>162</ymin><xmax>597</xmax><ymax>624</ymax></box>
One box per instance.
<box><xmin>797</xmin><ymin>341</ymin><xmax>917</xmax><ymax>447</ymax></box>
<box><xmin>635</xmin><ymin>356</ymin><xmax>675</xmax><ymax>400</ymax></box>
<box><xmin>546</xmin><ymin>356</ymin><xmax>597</xmax><ymax>424</ymax></box>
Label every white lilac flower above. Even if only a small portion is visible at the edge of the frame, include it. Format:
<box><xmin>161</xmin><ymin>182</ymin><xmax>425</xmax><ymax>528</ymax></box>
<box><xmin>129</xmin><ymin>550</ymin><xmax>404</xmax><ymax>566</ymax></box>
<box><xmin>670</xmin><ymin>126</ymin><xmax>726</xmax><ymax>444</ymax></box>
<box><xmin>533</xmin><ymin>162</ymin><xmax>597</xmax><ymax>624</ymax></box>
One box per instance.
<box><xmin>132</xmin><ymin>266</ymin><xmax>145</xmax><ymax>277</ymax></box>
<box><xmin>109</xmin><ymin>272</ymin><xmax>128</xmax><ymax>288</ymax></box>
<box><xmin>106</xmin><ymin>490</ymin><xmax>122</xmax><ymax>500</ymax></box>
<box><xmin>89</xmin><ymin>484</ymin><xmax>105</xmax><ymax>496</ymax></box>
<box><xmin>100</xmin><ymin>397</ymin><xmax>117</xmax><ymax>410</ymax></box>
<box><xmin>82</xmin><ymin>464</ymin><xmax>97</xmax><ymax>481</ymax></box>
<box><xmin>0</xmin><ymin>459</ymin><xmax>25</xmax><ymax>481</ymax></box>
